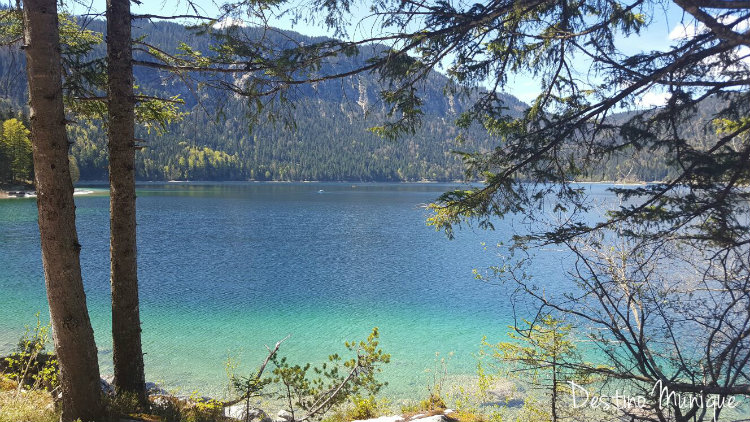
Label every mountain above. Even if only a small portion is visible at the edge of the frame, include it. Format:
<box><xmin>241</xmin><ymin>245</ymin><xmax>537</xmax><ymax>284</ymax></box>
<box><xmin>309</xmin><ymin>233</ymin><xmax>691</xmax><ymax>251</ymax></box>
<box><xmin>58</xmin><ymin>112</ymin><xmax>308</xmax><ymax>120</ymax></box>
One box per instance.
<box><xmin>0</xmin><ymin>19</ymin><xmax>527</xmax><ymax>182</ymax></box>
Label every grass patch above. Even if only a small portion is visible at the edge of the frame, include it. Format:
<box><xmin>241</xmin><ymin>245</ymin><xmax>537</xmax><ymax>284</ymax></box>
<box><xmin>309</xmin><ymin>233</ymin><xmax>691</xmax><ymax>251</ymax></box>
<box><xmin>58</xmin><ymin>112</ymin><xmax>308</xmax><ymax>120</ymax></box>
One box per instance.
<box><xmin>323</xmin><ymin>396</ymin><xmax>391</xmax><ymax>422</ymax></box>
<box><xmin>0</xmin><ymin>389</ymin><xmax>58</xmax><ymax>422</ymax></box>
<box><xmin>400</xmin><ymin>393</ymin><xmax>447</xmax><ymax>416</ymax></box>
<box><xmin>445</xmin><ymin>410</ymin><xmax>490</xmax><ymax>422</ymax></box>
<box><xmin>125</xmin><ymin>413</ymin><xmax>165</xmax><ymax>422</ymax></box>
<box><xmin>0</xmin><ymin>375</ymin><xmax>18</xmax><ymax>392</ymax></box>
<box><xmin>146</xmin><ymin>393</ymin><xmax>229</xmax><ymax>422</ymax></box>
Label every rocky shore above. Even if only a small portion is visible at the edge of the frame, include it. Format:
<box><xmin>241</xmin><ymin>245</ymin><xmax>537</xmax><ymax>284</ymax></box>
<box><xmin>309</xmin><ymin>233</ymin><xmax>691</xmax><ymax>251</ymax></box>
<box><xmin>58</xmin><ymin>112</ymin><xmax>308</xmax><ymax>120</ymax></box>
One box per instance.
<box><xmin>97</xmin><ymin>374</ymin><xmax>524</xmax><ymax>422</ymax></box>
<box><xmin>221</xmin><ymin>402</ymin><xmax>458</xmax><ymax>422</ymax></box>
<box><xmin>100</xmin><ymin>374</ymin><xmax>462</xmax><ymax>422</ymax></box>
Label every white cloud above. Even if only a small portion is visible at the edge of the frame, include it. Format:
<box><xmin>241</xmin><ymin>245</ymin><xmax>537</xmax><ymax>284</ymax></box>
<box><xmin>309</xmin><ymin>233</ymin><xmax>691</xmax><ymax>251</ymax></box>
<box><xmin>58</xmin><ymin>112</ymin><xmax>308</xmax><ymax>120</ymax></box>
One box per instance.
<box><xmin>669</xmin><ymin>15</ymin><xmax>749</xmax><ymax>40</ymax></box>
<box><xmin>731</xmin><ymin>45</ymin><xmax>750</xmax><ymax>70</ymax></box>
<box><xmin>636</xmin><ymin>91</ymin><xmax>671</xmax><ymax>108</ymax></box>
<box><xmin>212</xmin><ymin>17</ymin><xmax>247</xmax><ymax>30</ymax></box>
<box><xmin>669</xmin><ymin>22</ymin><xmax>704</xmax><ymax>40</ymax></box>
<box><xmin>724</xmin><ymin>15</ymin><xmax>750</xmax><ymax>32</ymax></box>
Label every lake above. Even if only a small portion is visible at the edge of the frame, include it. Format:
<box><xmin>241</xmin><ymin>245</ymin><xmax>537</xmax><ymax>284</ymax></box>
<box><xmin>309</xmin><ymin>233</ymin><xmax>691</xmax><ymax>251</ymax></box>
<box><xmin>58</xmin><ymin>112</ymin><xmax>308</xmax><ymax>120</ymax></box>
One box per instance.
<box><xmin>0</xmin><ymin>182</ymin><xmax>612</xmax><ymax>401</ymax></box>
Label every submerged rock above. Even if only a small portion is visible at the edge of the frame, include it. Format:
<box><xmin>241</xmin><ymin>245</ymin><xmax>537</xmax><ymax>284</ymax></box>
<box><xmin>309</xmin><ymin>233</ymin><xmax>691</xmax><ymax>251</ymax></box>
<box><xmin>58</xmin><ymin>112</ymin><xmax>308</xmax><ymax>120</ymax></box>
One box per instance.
<box><xmin>276</xmin><ymin>409</ymin><xmax>294</xmax><ymax>422</ymax></box>
<box><xmin>100</xmin><ymin>377</ymin><xmax>114</xmax><ymax>395</ymax></box>
<box><xmin>151</xmin><ymin>394</ymin><xmax>176</xmax><ymax>409</ymax></box>
<box><xmin>483</xmin><ymin>380</ymin><xmax>525</xmax><ymax>408</ymax></box>
<box><xmin>145</xmin><ymin>381</ymin><xmax>169</xmax><ymax>395</ymax></box>
<box><xmin>411</xmin><ymin>416</ymin><xmax>450</xmax><ymax>422</ymax></box>
<box><xmin>354</xmin><ymin>410</ymin><xmax>457</xmax><ymax>422</ymax></box>
<box><xmin>352</xmin><ymin>416</ymin><xmax>405</xmax><ymax>422</ymax></box>
<box><xmin>224</xmin><ymin>403</ymin><xmax>273</xmax><ymax>422</ymax></box>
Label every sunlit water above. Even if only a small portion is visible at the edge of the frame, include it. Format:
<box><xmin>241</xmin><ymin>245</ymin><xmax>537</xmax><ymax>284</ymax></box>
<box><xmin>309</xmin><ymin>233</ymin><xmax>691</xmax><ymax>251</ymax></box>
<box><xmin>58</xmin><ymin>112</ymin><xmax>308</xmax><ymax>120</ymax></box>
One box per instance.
<box><xmin>0</xmin><ymin>182</ymin><xmax>618</xmax><ymax>401</ymax></box>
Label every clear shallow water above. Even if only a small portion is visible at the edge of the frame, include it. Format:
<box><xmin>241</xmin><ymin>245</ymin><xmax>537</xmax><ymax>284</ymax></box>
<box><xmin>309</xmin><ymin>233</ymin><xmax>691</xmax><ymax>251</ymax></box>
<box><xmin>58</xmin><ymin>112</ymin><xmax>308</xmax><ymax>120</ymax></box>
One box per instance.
<box><xmin>0</xmin><ymin>182</ymin><xmax>608</xmax><ymax>400</ymax></box>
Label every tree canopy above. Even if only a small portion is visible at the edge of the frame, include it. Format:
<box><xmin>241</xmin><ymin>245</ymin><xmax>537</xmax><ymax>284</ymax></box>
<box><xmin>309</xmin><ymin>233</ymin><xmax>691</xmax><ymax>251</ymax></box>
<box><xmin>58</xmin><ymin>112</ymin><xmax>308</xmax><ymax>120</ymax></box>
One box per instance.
<box><xmin>254</xmin><ymin>1</ymin><xmax>749</xmax><ymax>420</ymax></box>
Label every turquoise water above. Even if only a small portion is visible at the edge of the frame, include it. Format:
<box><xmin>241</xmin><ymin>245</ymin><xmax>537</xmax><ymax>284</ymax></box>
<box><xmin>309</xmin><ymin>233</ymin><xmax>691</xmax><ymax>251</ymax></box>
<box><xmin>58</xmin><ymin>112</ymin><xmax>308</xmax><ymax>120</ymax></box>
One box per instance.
<box><xmin>0</xmin><ymin>182</ymin><xmax>593</xmax><ymax>400</ymax></box>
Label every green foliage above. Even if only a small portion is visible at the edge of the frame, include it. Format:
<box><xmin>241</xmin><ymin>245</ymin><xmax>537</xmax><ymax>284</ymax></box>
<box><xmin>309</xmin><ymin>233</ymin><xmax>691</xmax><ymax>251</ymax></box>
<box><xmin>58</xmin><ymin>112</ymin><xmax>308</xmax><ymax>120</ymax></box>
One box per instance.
<box><xmin>418</xmin><ymin>394</ymin><xmax>446</xmax><ymax>413</ymax></box>
<box><xmin>1</xmin><ymin>313</ymin><xmax>58</xmax><ymax>394</ymax></box>
<box><xmin>446</xmin><ymin>410</ymin><xmax>498</xmax><ymax>422</ymax></box>
<box><xmin>182</xmin><ymin>392</ymin><xmax>224</xmax><ymax>422</ymax></box>
<box><xmin>386</xmin><ymin>0</ymin><xmax>750</xmax><ymax>251</ymax></box>
<box><xmin>135</xmin><ymin>94</ymin><xmax>186</xmax><ymax>135</ymax></box>
<box><xmin>69</xmin><ymin>155</ymin><xmax>80</xmax><ymax>184</ymax></box>
<box><xmin>137</xmin><ymin>393</ymin><xmax>227</xmax><ymax>422</ymax></box>
<box><xmin>226</xmin><ymin>350</ymin><xmax>273</xmax><ymax>422</ymax></box>
<box><xmin>58</xmin><ymin>13</ymin><xmax>106</xmax><ymax>102</ymax></box>
<box><xmin>0</xmin><ymin>318</ymin><xmax>60</xmax><ymax>422</ymax></box>
<box><xmin>149</xmin><ymin>395</ymin><xmax>184</xmax><ymax>422</ymax></box>
<box><xmin>325</xmin><ymin>395</ymin><xmax>391</xmax><ymax>422</ymax></box>
<box><xmin>492</xmin><ymin>316</ymin><xmax>578</xmax><ymax>380</ymax></box>
<box><xmin>229</xmin><ymin>368</ymin><xmax>272</xmax><ymax>401</ymax></box>
<box><xmin>222</xmin><ymin>329</ymin><xmax>389</xmax><ymax>422</ymax></box>
<box><xmin>483</xmin><ymin>316</ymin><xmax>592</xmax><ymax>422</ymax></box>
<box><xmin>422</xmin><ymin>352</ymin><xmax>452</xmax><ymax>411</ymax></box>
<box><xmin>2</xmin><ymin>7</ymin><xmax>183</xmax><ymax>154</ymax></box>
<box><xmin>58</xmin><ymin>12</ymin><xmax>186</xmax><ymax>135</ymax></box>
<box><xmin>0</xmin><ymin>118</ymin><xmax>32</xmax><ymax>185</ymax></box>
<box><xmin>272</xmin><ymin>328</ymin><xmax>390</xmax><ymax>421</ymax></box>
<box><xmin>345</xmin><ymin>395</ymin><xmax>388</xmax><ymax>420</ymax></box>
<box><xmin>0</xmin><ymin>8</ymin><xmax>22</xmax><ymax>46</ymax></box>
<box><xmin>104</xmin><ymin>390</ymin><xmax>146</xmax><ymax>420</ymax></box>
<box><xmin>0</xmin><ymin>374</ymin><xmax>18</xmax><ymax>391</ymax></box>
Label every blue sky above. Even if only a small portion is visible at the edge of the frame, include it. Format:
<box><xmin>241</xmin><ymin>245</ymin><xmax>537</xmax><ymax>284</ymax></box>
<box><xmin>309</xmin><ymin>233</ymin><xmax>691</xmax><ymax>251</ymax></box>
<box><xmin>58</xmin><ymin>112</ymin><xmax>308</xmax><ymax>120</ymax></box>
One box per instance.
<box><xmin>65</xmin><ymin>0</ymin><xmax>705</xmax><ymax>105</ymax></box>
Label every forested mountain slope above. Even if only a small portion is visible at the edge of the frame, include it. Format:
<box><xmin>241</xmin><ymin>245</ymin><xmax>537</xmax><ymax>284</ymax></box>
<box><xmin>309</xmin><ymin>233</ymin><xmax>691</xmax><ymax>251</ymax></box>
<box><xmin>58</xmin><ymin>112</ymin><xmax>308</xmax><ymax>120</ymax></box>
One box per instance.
<box><xmin>0</xmin><ymin>20</ymin><xmax>527</xmax><ymax>181</ymax></box>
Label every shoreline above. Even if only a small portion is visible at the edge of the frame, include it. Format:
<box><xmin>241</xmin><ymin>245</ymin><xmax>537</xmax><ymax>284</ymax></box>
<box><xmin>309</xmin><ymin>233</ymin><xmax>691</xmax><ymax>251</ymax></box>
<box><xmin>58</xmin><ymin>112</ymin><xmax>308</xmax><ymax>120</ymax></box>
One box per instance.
<box><xmin>0</xmin><ymin>188</ymin><xmax>97</xmax><ymax>200</ymax></box>
<box><xmin>76</xmin><ymin>178</ymin><xmax>660</xmax><ymax>185</ymax></box>
<box><xmin>569</xmin><ymin>180</ymin><xmax>654</xmax><ymax>185</ymax></box>
<box><xmin>0</xmin><ymin>180</ymin><xmax>660</xmax><ymax>200</ymax></box>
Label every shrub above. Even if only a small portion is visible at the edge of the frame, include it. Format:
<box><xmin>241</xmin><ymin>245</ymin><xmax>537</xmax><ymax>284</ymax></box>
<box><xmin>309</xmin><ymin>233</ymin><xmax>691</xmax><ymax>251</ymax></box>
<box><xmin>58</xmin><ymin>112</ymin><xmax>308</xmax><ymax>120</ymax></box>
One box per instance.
<box><xmin>146</xmin><ymin>392</ymin><xmax>227</xmax><ymax>422</ymax></box>
<box><xmin>1</xmin><ymin>314</ymin><xmax>58</xmax><ymax>392</ymax></box>
<box><xmin>347</xmin><ymin>395</ymin><xmax>389</xmax><ymax>420</ymax></box>
<box><xmin>419</xmin><ymin>393</ymin><xmax>446</xmax><ymax>412</ymax></box>
<box><xmin>0</xmin><ymin>375</ymin><xmax>19</xmax><ymax>391</ymax></box>
<box><xmin>104</xmin><ymin>390</ymin><xmax>146</xmax><ymax>420</ymax></box>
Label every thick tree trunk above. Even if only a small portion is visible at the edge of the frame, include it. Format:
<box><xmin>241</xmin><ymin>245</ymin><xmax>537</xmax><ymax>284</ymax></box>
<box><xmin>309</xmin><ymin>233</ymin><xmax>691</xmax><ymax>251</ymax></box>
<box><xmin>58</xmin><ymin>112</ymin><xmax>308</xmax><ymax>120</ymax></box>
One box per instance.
<box><xmin>107</xmin><ymin>0</ymin><xmax>147</xmax><ymax>405</ymax></box>
<box><xmin>21</xmin><ymin>1</ymin><xmax>103</xmax><ymax>421</ymax></box>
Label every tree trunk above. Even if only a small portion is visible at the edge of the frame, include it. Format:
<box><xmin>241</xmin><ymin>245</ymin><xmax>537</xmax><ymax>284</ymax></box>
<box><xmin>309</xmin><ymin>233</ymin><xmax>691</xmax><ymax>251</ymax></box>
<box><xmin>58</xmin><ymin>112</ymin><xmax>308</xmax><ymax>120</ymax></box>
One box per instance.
<box><xmin>107</xmin><ymin>0</ymin><xmax>147</xmax><ymax>405</ymax></box>
<box><xmin>21</xmin><ymin>1</ymin><xmax>103</xmax><ymax>420</ymax></box>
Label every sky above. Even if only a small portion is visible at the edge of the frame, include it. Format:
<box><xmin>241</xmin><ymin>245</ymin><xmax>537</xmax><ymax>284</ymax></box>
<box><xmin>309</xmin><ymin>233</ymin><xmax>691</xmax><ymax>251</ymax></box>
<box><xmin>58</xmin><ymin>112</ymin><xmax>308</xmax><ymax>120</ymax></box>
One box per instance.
<box><xmin>61</xmin><ymin>0</ymin><xmax>720</xmax><ymax>105</ymax></box>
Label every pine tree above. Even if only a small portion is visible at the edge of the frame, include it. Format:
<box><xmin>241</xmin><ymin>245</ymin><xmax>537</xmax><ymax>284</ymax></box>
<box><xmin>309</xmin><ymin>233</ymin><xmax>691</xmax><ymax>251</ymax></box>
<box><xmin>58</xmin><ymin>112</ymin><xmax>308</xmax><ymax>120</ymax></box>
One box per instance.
<box><xmin>21</xmin><ymin>1</ymin><xmax>103</xmax><ymax>419</ymax></box>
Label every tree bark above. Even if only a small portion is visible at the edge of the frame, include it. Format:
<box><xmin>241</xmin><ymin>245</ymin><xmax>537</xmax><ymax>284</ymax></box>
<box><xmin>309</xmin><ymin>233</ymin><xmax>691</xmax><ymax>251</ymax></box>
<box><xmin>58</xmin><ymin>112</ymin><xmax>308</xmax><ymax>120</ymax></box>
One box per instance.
<box><xmin>21</xmin><ymin>1</ymin><xmax>103</xmax><ymax>420</ymax></box>
<box><xmin>107</xmin><ymin>0</ymin><xmax>147</xmax><ymax>405</ymax></box>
